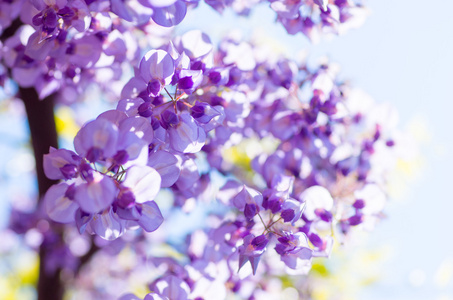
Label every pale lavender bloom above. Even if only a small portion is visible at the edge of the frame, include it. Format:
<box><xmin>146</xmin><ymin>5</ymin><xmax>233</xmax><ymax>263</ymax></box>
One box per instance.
<box><xmin>176</xmin><ymin>30</ymin><xmax>213</xmax><ymax>60</ymax></box>
<box><xmin>139</xmin><ymin>0</ymin><xmax>177</xmax><ymax>8</ymax></box>
<box><xmin>204</xmin><ymin>0</ymin><xmax>225</xmax><ymax>14</ymax></box>
<box><xmin>96</xmin><ymin>111</ymin><xmax>150</xmax><ymax>167</ymax></box>
<box><xmin>11</xmin><ymin>65</ymin><xmax>43</xmax><ymax>89</ymax></box>
<box><xmin>312</xmin><ymin>236</ymin><xmax>334</xmax><ymax>258</ymax></box>
<box><xmin>276</xmin><ymin>232</ymin><xmax>313</xmax><ymax>270</ymax></box>
<box><xmin>300</xmin><ymin>185</ymin><xmax>333</xmax><ymax>221</ymax></box>
<box><xmin>259</xmin><ymin>152</ymin><xmax>286</xmax><ymax>185</ymax></box>
<box><xmin>117</xmin><ymin>98</ymin><xmax>145</xmax><ymax>117</ymax></box>
<box><xmin>281</xmin><ymin>198</ymin><xmax>305</xmax><ymax>225</ymax></box>
<box><xmin>136</xmin><ymin>201</ymin><xmax>164</xmax><ymax>232</ymax></box>
<box><xmin>74</xmin><ymin>172</ymin><xmax>116</xmax><ymax>213</ymax></box>
<box><xmin>217</xmin><ymin>180</ymin><xmax>243</xmax><ymax>205</ymax></box>
<box><xmin>270</xmin><ymin>0</ymin><xmax>303</xmax><ymax>19</ymax></box>
<box><xmin>151</xmin><ymin>275</ymin><xmax>191</xmax><ymax>300</ymax></box>
<box><xmin>24</xmin><ymin>31</ymin><xmax>55</xmax><ymax>61</ymax></box>
<box><xmin>110</xmin><ymin>0</ymin><xmax>137</xmax><ymax>22</ymax></box>
<box><xmin>43</xmin><ymin>147</ymin><xmax>81</xmax><ymax>180</ymax></box>
<box><xmin>118</xmin><ymin>294</ymin><xmax>142</xmax><ymax>300</ymax></box>
<box><xmin>75</xmin><ymin>209</ymin><xmax>92</xmax><ymax>234</ymax></box>
<box><xmin>220</xmin><ymin>90</ymin><xmax>250</xmax><ymax>126</ymax></box>
<box><xmin>270</xmin><ymin>173</ymin><xmax>294</xmax><ymax>195</ymax></box>
<box><xmin>66</xmin><ymin>0</ymin><xmax>92</xmax><ymax>32</ymax></box>
<box><xmin>270</xmin><ymin>110</ymin><xmax>302</xmax><ymax>140</ymax></box>
<box><xmin>177</xmin><ymin>69</ymin><xmax>203</xmax><ymax>94</ymax></box>
<box><xmin>278</xmin><ymin>15</ymin><xmax>305</xmax><ymax>35</ymax></box>
<box><xmin>31</xmin><ymin>0</ymin><xmax>67</xmax><ymax>11</ymax></box>
<box><xmin>151</xmin><ymin>1</ymin><xmax>187</xmax><ymax>27</ymax></box>
<box><xmin>115</xmin><ymin>133</ymin><xmax>149</xmax><ymax>168</ymax></box>
<box><xmin>110</xmin><ymin>0</ymin><xmax>153</xmax><ymax>23</ymax></box>
<box><xmin>119</xmin><ymin>116</ymin><xmax>154</xmax><ymax>144</ymax></box>
<box><xmin>238</xmin><ymin>234</ymin><xmax>268</xmax><ymax>275</ymax></box>
<box><xmin>207</xmin><ymin>67</ymin><xmax>230</xmax><ymax>86</ymax></box>
<box><xmin>97</xmin><ymin>110</ymin><xmax>128</xmax><ymax>126</ymax></box>
<box><xmin>119</xmin><ymin>294</ymin><xmax>170</xmax><ymax>300</ymax></box>
<box><xmin>139</xmin><ymin>49</ymin><xmax>175</xmax><ymax>96</ymax></box>
<box><xmin>314</xmin><ymin>0</ymin><xmax>329</xmax><ymax>11</ymax></box>
<box><xmin>148</xmin><ymin>150</ymin><xmax>181</xmax><ymax>187</ymax></box>
<box><xmin>199</xmin><ymin>105</ymin><xmax>225</xmax><ymax>132</ymax></box>
<box><xmin>190</xmin><ymin>102</ymin><xmax>225</xmax><ymax>132</ymax></box>
<box><xmin>68</xmin><ymin>35</ymin><xmax>102</xmax><ymax>68</ymax></box>
<box><xmin>144</xmin><ymin>294</ymin><xmax>169</xmax><ymax>300</ymax></box>
<box><xmin>0</xmin><ymin>0</ymin><xmax>23</xmax><ymax>33</ymax></box>
<box><xmin>90</xmin><ymin>207</ymin><xmax>125</xmax><ymax>240</ymax></box>
<box><xmin>174</xmin><ymin>157</ymin><xmax>199</xmax><ymax>191</ymax></box>
<box><xmin>222</xmin><ymin>40</ymin><xmax>255</xmax><ymax>71</ymax></box>
<box><xmin>168</xmin><ymin>112</ymin><xmax>206</xmax><ymax>153</ymax></box>
<box><xmin>121</xmin><ymin>166</ymin><xmax>161</xmax><ymax>203</ymax></box>
<box><xmin>232</xmin><ymin>185</ymin><xmax>263</xmax><ymax>211</ymax></box>
<box><xmin>121</xmin><ymin>77</ymin><xmax>149</xmax><ymax>99</ymax></box>
<box><xmin>44</xmin><ymin>183</ymin><xmax>79</xmax><ymax>223</ymax></box>
<box><xmin>74</xmin><ymin>118</ymin><xmax>119</xmax><ymax>162</ymax></box>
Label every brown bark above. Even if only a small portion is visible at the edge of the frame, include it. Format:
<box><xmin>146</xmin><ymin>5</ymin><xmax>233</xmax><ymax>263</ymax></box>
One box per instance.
<box><xmin>19</xmin><ymin>87</ymin><xmax>64</xmax><ymax>300</ymax></box>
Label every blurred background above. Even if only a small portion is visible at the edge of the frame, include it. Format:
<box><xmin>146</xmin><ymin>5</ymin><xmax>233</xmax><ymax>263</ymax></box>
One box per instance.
<box><xmin>1</xmin><ymin>0</ymin><xmax>452</xmax><ymax>299</ymax></box>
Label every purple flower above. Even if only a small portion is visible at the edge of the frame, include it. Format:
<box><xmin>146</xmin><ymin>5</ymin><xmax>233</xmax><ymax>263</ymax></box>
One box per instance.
<box><xmin>151</xmin><ymin>0</ymin><xmax>187</xmax><ymax>27</ymax></box>
<box><xmin>281</xmin><ymin>199</ymin><xmax>305</xmax><ymax>225</ymax></box>
<box><xmin>74</xmin><ymin>118</ymin><xmax>119</xmax><ymax>161</ymax></box>
<box><xmin>270</xmin><ymin>0</ymin><xmax>303</xmax><ymax>19</ymax></box>
<box><xmin>68</xmin><ymin>35</ymin><xmax>102</xmax><ymax>68</ymax></box>
<box><xmin>177</xmin><ymin>69</ymin><xmax>203</xmax><ymax>94</ymax></box>
<box><xmin>238</xmin><ymin>234</ymin><xmax>269</xmax><ymax>275</ymax></box>
<box><xmin>190</xmin><ymin>102</ymin><xmax>223</xmax><ymax>125</ymax></box>
<box><xmin>90</xmin><ymin>207</ymin><xmax>124</xmax><ymax>240</ymax></box>
<box><xmin>74</xmin><ymin>172</ymin><xmax>116</xmax><ymax>213</ymax></box>
<box><xmin>314</xmin><ymin>0</ymin><xmax>329</xmax><ymax>11</ymax></box>
<box><xmin>168</xmin><ymin>112</ymin><xmax>206</xmax><ymax>153</ymax></box>
<box><xmin>139</xmin><ymin>49</ymin><xmax>175</xmax><ymax>94</ymax></box>
<box><xmin>177</xmin><ymin>30</ymin><xmax>213</xmax><ymax>60</ymax></box>
<box><xmin>43</xmin><ymin>147</ymin><xmax>81</xmax><ymax>180</ymax></box>
<box><xmin>174</xmin><ymin>157</ymin><xmax>199</xmax><ymax>191</ymax></box>
<box><xmin>110</xmin><ymin>0</ymin><xmax>153</xmax><ymax>23</ymax></box>
<box><xmin>232</xmin><ymin>185</ymin><xmax>263</xmax><ymax>211</ymax></box>
<box><xmin>300</xmin><ymin>186</ymin><xmax>333</xmax><ymax>221</ymax></box>
<box><xmin>353</xmin><ymin>199</ymin><xmax>365</xmax><ymax>209</ymax></box>
<box><xmin>121</xmin><ymin>166</ymin><xmax>161</xmax><ymax>204</ymax></box>
<box><xmin>308</xmin><ymin>233</ymin><xmax>323</xmax><ymax>248</ymax></box>
<box><xmin>136</xmin><ymin>201</ymin><xmax>164</xmax><ymax>232</ymax></box>
<box><xmin>276</xmin><ymin>232</ymin><xmax>313</xmax><ymax>270</ymax></box>
<box><xmin>148</xmin><ymin>150</ymin><xmax>181</xmax><ymax>187</ymax></box>
<box><xmin>44</xmin><ymin>183</ymin><xmax>79</xmax><ymax>223</ymax></box>
<box><xmin>244</xmin><ymin>203</ymin><xmax>258</xmax><ymax>221</ymax></box>
<box><xmin>139</xmin><ymin>0</ymin><xmax>177</xmax><ymax>7</ymax></box>
<box><xmin>348</xmin><ymin>214</ymin><xmax>363</xmax><ymax>226</ymax></box>
<box><xmin>150</xmin><ymin>275</ymin><xmax>190</xmax><ymax>300</ymax></box>
<box><xmin>270</xmin><ymin>111</ymin><xmax>302</xmax><ymax>140</ymax></box>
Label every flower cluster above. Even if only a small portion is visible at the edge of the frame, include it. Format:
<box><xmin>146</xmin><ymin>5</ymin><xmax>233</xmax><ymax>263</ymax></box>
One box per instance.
<box><xmin>0</xmin><ymin>0</ymin><xmax>368</xmax><ymax>103</ymax></box>
<box><xmin>42</xmin><ymin>29</ymin><xmax>405</xmax><ymax>299</ymax></box>
<box><xmin>44</xmin><ymin>112</ymin><xmax>164</xmax><ymax>240</ymax></box>
<box><xmin>0</xmin><ymin>0</ymin><xmax>181</xmax><ymax>101</ymax></box>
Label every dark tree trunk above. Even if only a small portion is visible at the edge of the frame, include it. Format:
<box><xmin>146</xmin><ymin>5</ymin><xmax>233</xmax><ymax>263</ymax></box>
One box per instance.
<box><xmin>20</xmin><ymin>87</ymin><xmax>64</xmax><ymax>300</ymax></box>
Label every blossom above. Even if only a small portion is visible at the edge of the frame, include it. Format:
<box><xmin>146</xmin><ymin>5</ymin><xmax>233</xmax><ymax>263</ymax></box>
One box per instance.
<box><xmin>238</xmin><ymin>234</ymin><xmax>269</xmax><ymax>275</ymax></box>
